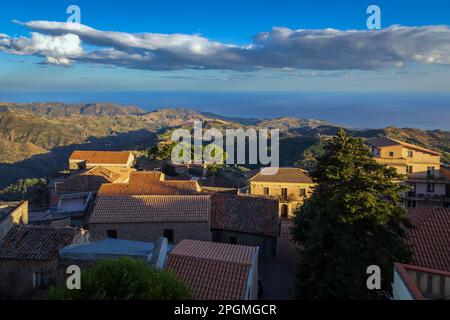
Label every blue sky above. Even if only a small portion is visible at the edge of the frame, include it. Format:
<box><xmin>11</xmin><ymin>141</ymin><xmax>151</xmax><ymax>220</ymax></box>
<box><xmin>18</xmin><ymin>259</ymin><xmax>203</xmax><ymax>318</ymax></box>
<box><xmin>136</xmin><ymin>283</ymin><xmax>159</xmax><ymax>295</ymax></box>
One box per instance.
<box><xmin>1</xmin><ymin>0</ymin><xmax>450</xmax><ymax>95</ymax></box>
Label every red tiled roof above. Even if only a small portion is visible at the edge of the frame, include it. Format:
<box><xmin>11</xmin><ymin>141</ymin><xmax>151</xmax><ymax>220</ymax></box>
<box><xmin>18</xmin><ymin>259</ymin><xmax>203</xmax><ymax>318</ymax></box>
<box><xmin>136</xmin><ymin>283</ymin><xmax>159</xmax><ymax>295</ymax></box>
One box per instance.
<box><xmin>89</xmin><ymin>195</ymin><xmax>210</xmax><ymax>224</ymax></box>
<box><xmin>98</xmin><ymin>172</ymin><xmax>200</xmax><ymax>196</ymax></box>
<box><xmin>0</xmin><ymin>225</ymin><xmax>79</xmax><ymax>260</ymax></box>
<box><xmin>394</xmin><ymin>263</ymin><xmax>450</xmax><ymax>300</ymax></box>
<box><xmin>250</xmin><ymin>167</ymin><xmax>314</xmax><ymax>184</ymax></box>
<box><xmin>56</xmin><ymin>166</ymin><xmax>130</xmax><ymax>193</ymax></box>
<box><xmin>69</xmin><ymin>151</ymin><xmax>133</xmax><ymax>165</ymax></box>
<box><xmin>441</xmin><ymin>167</ymin><xmax>450</xmax><ymax>180</ymax></box>
<box><xmin>165</xmin><ymin>240</ymin><xmax>257</xmax><ymax>300</ymax></box>
<box><xmin>211</xmin><ymin>194</ymin><xmax>278</xmax><ymax>237</ymax></box>
<box><xmin>406</xmin><ymin>208</ymin><xmax>450</xmax><ymax>272</ymax></box>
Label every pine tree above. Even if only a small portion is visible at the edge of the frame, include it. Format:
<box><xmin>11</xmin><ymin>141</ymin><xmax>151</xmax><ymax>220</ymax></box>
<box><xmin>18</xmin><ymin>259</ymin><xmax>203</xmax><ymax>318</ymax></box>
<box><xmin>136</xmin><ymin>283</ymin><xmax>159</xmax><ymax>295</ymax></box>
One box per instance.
<box><xmin>292</xmin><ymin>130</ymin><xmax>412</xmax><ymax>299</ymax></box>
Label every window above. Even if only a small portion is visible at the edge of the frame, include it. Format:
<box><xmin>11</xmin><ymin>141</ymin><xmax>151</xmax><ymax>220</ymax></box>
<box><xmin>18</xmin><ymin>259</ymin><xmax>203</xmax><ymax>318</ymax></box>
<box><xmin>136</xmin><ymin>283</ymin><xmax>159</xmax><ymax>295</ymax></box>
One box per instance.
<box><xmin>106</xmin><ymin>230</ymin><xmax>117</xmax><ymax>239</ymax></box>
<box><xmin>407</xmin><ymin>201</ymin><xmax>417</xmax><ymax>208</ymax></box>
<box><xmin>281</xmin><ymin>188</ymin><xmax>288</xmax><ymax>199</ymax></box>
<box><xmin>230</xmin><ymin>237</ymin><xmax>237</xmax><ymax>245</ymax></box>
<box><xmin>406</xmin><ymin>166</ymin><xmax>414</xmax><ymax>174</ymax></box>
<box><xmin>427</xmin><ymin>183</ymin><xmax>435</xmax><ymax>193</ymax></box>
<box><xmin>407</xmin><ymin>150</ymin><xmax>414</xmax><ymax>158</ymax></box>
<box><xmin>299</xmin><ymin>188</ymin><xmax>306</xmax><ymax>197</ymax></box>
<box><xmin>389</xmin><ymin>152</ymin><xmax>394</xmax><ymax>157</ymax></box>
<box><xmin>33</xmin><ymin>272</ymin><xmax>47</xmax><ymax>289</ymax></box>
<box><xmin>263</xmin><ymin>187</ymin><xmax>270</xmax><ymax>196</ymax></box>
<box><xmin>427</xmin><ymin>167</ymin><xmax>435</xmax><ymax>178</ymax></box>
<box><xmin>281</xmin><ymin>204</ymin><xmax>289</xmax><ymax>219</ymax></box>
<box><xmin>408</xmin><ymin>184</ymin><xmax>416</xmax><ymax>197</ymax></box>
<box><xmin>163</xmin><ymin>229</ymin><xmax>174</xmax><ymax>243</ymax></box>
<box><xmin>77</xmin><ymin>161</ymin><xmax>86</xmax><ymax>171</ymax></box>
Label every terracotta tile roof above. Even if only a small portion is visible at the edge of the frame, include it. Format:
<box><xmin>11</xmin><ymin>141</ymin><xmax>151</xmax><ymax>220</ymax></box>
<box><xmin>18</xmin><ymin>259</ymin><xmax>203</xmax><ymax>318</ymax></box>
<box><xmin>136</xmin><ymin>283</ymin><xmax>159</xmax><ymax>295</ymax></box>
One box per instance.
<box><xmin>129</xmin><ymin>171</ymin><xmax>164</xmax><ymax>183</ymax></box>
<box><xmin>165</xmin><ymin>240</ymin><xmax>257</xmax><ymax>300</ymax></box>
<box><xmin>366</xmin><ymin>138</ymin><xmax>441</xmax><ymax>156</ymax></box>
<box><xmin>394</xmin><ymin>263</ymin><xmax>450</xmax><ymax>300</ymax></box>
<box><xmin>0</xmin><ymin>225</ymin><xmax>79</xmax><ymax>260</ymax></box>
<box><xmin>56</xmin><ymin>166</ymin><xmax>131</xmax><ymax>193</ymax></box>
<box><xmin>250</xmin><ymin>167</ymin><xmax>314</xmax><ymax>184</ymax></box>
<box><xmin>69</xmin><ymin>151</ymin><xmax>133</xmax><ymax>165</ymax></box>
<box><xmin>98</xmin><ymin>172</ymin><xmax>200</xmax><ymax>196</ymax></box>
<box><xmin>441</xmin><ymin>167</ymin><xmax>450</xmax><ymax>180</ymax></box>
<box><xmin>211</xmin><ymin>194</ymin><xmax>278</xmax><ymax>237</ymax></box>
<box><xmin>406</xmin><ymin>208</ymin><xmax>450</xmax><ymax>272</ymax></box>
<box><xmin>89</xmin><ymin>195</ymin><xmax>211</xmax><ymax>224</ymax></box>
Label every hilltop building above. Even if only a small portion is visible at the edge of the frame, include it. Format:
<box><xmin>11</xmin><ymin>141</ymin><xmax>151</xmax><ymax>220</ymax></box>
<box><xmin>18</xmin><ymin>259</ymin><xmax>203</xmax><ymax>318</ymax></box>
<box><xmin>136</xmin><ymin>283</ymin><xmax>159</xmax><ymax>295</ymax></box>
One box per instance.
<box><xmin>405</xmin><ymin>166</ymin><xmax>450</xmax><ymax>208</ymax></box>
<box><xmin>0</xmin><ymin>201</ymin><xmax>28</xmax><ymax>241</ymax></box>
<box><xmin>0</xmin><ymin>225</ymin><xmax>82</xmax><ymax>299</ymax></box>
<box><xmin>69</xmin><ymin>150</ymin><xmax>135</xmax><ymax>172</ymax></box>
<box><xmin>165</xmin><ymin>240</ymin><xmax>259</xmax><ymax>300</ymax></box>
<box><xmin>89</xmin><ymin>195</ymin><xmax>211</xmax><ymax>243</ymax></box>
<box><xmin>55</xmin><ymin>166</ymin><xmax>132</xmax><ymax>194</ymax></box>
<box><xmin>96</xmin><ymin>171</ymin><xmax>200</xmax><ymax>196</ymax></box>
<box><xmin>366</xmin><ymin>138</ymin><xmax>450</xmax><ymax>208</ymax></box>
<box><xmin>247</xmin><ymin>168</ymin><xmax>315</xmax><ymax>218</ymax></box>
<box><xmin>58</xmin><ymin>237</ymin><xmax>170</xmax><ymax>276</ymax></box>
<box><xmin>366</xmin><ymin>137</ymin><xmax>441</xmax><ymax>175</ymax></box>
<box><xmin>393</xmin><ymin>208</ymin><xmax>450</xmax><ymax>300</ymax></box>
<box><xmin>211</xmin><ymin>194</ymin><xmax>279</xmax><ymax>258</ymax></box>
<box><xmin>89</xmin><ymin>172</ymin><xmax>210</xmax><ymax>243</ymax></box>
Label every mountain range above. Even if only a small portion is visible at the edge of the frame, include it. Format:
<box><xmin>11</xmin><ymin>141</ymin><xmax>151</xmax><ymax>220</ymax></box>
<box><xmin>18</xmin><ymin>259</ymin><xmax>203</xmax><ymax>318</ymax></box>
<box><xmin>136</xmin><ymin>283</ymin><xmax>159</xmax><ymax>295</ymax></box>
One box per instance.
<box><xmin>0</xmin><ymin>102</ymin><xmax>449</xmax><ymax>189</ymax></box>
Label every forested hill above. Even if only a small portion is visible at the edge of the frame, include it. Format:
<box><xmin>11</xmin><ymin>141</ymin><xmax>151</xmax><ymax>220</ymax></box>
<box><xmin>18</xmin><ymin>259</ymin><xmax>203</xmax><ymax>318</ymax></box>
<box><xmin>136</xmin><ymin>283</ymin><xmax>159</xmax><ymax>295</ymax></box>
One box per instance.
<box><xmin>0</xmin><ymin>102</ymin><xmax>448</xmax><ymax>189</ymax></box>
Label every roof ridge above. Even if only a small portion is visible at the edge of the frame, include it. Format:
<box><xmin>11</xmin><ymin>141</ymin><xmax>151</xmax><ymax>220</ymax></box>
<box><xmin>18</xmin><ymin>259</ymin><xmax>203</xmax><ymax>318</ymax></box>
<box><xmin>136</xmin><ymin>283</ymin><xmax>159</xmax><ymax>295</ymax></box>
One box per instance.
<box><xmin>98</xmin><ymin>194</ymin><xmax>210</xmax><ymax>199</ymax></box>
<box><xmin>169</xmin><ymin>252</ymin><xmax>254</xmax><ymax>266</ymax></box>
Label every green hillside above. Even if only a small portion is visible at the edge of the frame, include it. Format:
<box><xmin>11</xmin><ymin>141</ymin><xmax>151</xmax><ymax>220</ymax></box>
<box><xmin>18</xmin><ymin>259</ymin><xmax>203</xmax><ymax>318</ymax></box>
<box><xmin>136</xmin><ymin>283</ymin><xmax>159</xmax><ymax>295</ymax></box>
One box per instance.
<box><xmin>0</xmin><ymin>103</ymin><xmax>448</xmax><ymax>190</ymax></box>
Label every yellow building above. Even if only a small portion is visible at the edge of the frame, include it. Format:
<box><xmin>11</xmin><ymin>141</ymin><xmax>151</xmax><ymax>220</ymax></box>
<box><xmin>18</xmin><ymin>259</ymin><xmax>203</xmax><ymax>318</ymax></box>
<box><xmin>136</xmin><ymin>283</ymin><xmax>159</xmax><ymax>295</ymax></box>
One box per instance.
<box><xmin>366</xmin><ymin>137</ymin><xmax>450</xmax><ymax>208</ymax></box>
<box><xmin>0</xmin><ymin>201</ymin><xmax>28</xmax><ymax>240</ymax></box>
<box><xmin>366</xmin><ymin>137</ymin><xmax>441</xmax><ymax>176</ymax></box>
<box><xmin>69</xmin><ymin>151</ymin><xmax>135</xmax><ymax>172</ymax></box>
<box><xmin>249</xmin><ymin>168</ymin><xmax>315</xmax><ymax>219</ymax></box>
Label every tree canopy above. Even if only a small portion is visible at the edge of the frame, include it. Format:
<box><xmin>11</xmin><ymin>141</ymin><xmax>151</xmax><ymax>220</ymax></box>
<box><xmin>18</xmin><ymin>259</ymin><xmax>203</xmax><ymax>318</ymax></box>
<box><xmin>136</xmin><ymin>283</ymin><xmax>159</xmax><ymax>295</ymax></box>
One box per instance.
<box><xmin>292</xmin><ymin>130</ymin><xmax>412</xmax><ymax>299</ymax></box>
<box><xmin>47</xmin><ymin>258</ymin><xmax>191</xmax><ymax>300</ymax></box>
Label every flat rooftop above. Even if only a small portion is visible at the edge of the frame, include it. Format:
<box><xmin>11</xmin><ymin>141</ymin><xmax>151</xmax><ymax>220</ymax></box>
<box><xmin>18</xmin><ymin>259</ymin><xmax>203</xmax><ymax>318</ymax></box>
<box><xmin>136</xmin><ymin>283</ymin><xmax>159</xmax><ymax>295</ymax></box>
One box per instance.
<box><xmin>59</xmin><ymin>238</ymin><xmax>157</xmax><ymax>261</ymax></box>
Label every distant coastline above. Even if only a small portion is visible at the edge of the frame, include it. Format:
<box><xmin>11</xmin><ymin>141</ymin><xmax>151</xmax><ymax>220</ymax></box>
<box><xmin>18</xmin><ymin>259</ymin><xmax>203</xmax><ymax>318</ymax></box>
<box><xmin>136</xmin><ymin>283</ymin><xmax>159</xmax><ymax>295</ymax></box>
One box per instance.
<box><xmin>1</xmin><ymin>91</ymin><xmax>449</xmax><ymax>130</ymax></box>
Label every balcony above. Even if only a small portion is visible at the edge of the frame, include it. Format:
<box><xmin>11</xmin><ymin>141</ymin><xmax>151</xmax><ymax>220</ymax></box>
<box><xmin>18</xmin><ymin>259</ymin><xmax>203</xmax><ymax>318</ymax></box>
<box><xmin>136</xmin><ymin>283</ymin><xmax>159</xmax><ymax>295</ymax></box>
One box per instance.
<box><xmin>374</xmin><ymin>157</ymin><xmax>408</xmax><ymax>166</ymax></box>
<box><xmin>405</xmin><ymin>193</ymin><xmax>450</xmax><ymax>202</ymax></box>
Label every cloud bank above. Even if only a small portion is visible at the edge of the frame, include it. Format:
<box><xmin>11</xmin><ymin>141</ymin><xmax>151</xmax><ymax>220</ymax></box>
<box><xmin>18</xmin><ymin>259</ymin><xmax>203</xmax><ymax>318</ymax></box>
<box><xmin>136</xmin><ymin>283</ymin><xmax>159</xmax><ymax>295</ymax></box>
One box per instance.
<box><xmin>1</xmin><ymin>21</ymin><xmax>450</xmax><ymax>71</ymax></box>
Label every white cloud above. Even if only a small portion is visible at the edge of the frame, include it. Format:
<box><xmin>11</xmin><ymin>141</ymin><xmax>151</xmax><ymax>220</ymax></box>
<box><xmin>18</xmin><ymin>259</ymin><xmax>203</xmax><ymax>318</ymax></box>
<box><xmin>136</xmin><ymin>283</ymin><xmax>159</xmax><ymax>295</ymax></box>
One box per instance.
<box><xmin>1</xmin><ymin>21</ymin><xmax>450</xmax><ymax>71</ymax></box>
<box><xmin>0</xmin><ymin>32</ymin><xmax>83</xmax><ymax>65</ymax></box>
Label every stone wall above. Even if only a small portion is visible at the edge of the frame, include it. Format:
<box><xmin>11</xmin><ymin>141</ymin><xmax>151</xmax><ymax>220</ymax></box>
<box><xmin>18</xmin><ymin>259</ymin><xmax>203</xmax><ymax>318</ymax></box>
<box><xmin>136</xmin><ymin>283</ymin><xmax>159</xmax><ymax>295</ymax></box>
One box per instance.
<box><xmin>89</xmin><ymin>222</ymin><xmax>212</xmax><ymax>244</ymax></box>
<box><xmin>212</xmin><ymin>229</ymin><xmax>277</xmax><ymax>259</ymax></box>
<box><xmin>0</xmin><ymin>259</ymin><xmax>57</xmax><ymax>299</ymax></box>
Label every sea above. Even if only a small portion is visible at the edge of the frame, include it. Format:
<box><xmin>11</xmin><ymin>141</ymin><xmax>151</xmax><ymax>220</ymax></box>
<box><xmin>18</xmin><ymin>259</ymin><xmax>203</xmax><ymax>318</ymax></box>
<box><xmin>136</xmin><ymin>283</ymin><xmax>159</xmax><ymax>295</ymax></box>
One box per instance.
<box><xmin>1</xmin><ymin>91</ymin><xmax>449</xmax><ymax>130</ymax></box>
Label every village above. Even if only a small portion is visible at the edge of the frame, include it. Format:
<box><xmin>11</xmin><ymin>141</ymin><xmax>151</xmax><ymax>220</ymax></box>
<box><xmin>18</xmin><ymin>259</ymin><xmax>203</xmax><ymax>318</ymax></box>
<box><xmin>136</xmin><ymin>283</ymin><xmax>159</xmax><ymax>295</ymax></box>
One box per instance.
<box><xmin>0</xmin><ymin>135</ymin><xmax>449</xmax><ymax>300</ymax></box>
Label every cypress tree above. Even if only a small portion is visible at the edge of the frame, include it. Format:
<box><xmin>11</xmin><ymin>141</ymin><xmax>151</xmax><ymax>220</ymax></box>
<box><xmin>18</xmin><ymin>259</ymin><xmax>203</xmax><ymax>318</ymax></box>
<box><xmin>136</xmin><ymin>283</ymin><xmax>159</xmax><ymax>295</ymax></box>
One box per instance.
<box><xmin>293</xmin><ymin>130</ymin><xmax>411</xmax><ymax>299</ymax></box>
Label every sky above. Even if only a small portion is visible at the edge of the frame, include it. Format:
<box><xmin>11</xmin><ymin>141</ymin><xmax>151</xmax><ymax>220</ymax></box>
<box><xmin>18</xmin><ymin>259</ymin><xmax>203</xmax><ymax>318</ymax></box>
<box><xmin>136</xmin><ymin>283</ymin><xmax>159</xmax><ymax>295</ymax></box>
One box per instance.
<box><xmin>0</xmin><ymin>0</ymin><xmax>450</xmax><ymax>94</ymax></box>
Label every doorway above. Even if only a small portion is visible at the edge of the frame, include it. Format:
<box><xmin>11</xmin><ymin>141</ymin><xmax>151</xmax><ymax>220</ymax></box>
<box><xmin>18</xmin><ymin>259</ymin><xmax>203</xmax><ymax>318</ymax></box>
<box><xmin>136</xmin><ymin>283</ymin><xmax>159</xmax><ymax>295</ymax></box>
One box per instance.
<box><xmin>281</xmin><ymin>204</ymin><xmax>289</xmax><ymax>219</ymax></box>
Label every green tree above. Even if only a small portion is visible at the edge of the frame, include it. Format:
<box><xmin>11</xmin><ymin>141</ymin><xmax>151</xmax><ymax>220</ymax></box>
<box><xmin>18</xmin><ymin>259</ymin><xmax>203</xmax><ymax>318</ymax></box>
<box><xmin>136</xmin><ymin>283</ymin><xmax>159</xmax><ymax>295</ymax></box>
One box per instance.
<box><xmin>0</xmin><ymin>178</ymin><xmax>45</xmax><ymax>201</ymax></box>
<box><xmin>292</xmin><ymin>130</ymin><xmax>411</xmax><ymax>300</ymax></box>
<box><xmin>146</xmin><ymin>145</ymin><xmax>159</xmax><ymax>160</ymax></box>
<box><xmin>47</xmin><ymin>258</ymin><xmax>191</xmax><ymax>300</ymax></box>
<box><xmin>295</xmin><ymin>142</ymin><xmax>325</xmax><ymax>172</ymax></box>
